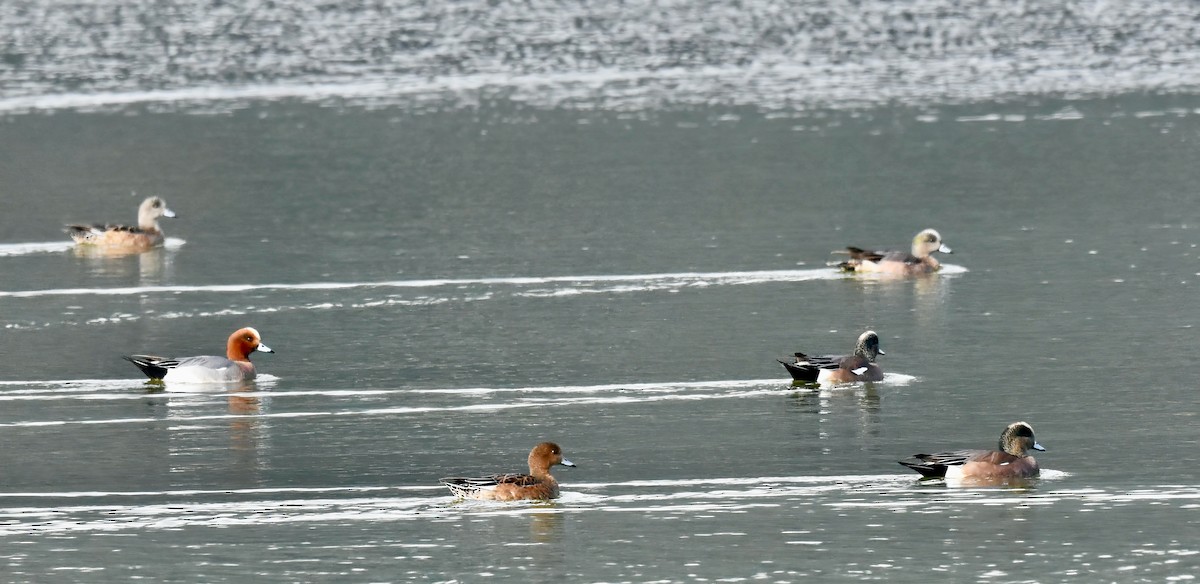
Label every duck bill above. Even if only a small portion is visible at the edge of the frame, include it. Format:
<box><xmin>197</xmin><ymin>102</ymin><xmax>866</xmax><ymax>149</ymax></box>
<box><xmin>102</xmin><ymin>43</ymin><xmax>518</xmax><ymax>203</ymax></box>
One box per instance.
<box><xmin>938</xmin><ymin>244</ymin><xmax>952</xmax><ymax>254</ymax></box>
<box><xmin>163</xmin><ymin>208</ymin><xmax>177</xmax><ymax>218</ymax></box>
<box><xmin>559</xmin><ymin>458</ymin><xmax>577</xmax><ymax>467</ymax></box>
<box><xmin>1032</xmin><ymin>442</ymin><xmax>1045</xmax><ymax>452</ymax></box>
<box><xmin>256</xmin><ymin>343</ymin><xmax>275</xmax><ymax>354</ymax></box>
<box><xmin>876</xmin><ymin>348</ymin><xmax>885</xmax><ymax>355</ymax></box>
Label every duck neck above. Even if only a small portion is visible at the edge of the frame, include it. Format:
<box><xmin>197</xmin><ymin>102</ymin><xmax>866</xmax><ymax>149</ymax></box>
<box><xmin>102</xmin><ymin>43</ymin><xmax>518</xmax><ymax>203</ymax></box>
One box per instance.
<box><xmin>138</xmin><ymin>211</ymin><xmax>162</xmax><ymax>232</ymax></box>
<box><xmin>226</xmin><ymin>338</ymin><xmax>252</xmax><ymax>362</ymax></box>
<box><xmin>1000</xmin><ymin>438</ymin><xmax>1026</xmax><ymax>457</ymax></box>
<box><xmin>528</xmin><ymin>463</ymin><xmax>556</xmax><ymax>480</ymax></box>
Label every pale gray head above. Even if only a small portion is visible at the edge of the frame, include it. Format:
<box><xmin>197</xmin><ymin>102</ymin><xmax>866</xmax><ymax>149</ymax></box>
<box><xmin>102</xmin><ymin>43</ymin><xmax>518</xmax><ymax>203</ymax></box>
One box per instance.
<box><xmin>1000</xmin><ymin>421</ymin><xmax>1045</xmax><ymax>456</ymax></box>
<box><xmin>138</xmin><ymin>196</ymin><xmax>177</xmax><ymax>229</ymax></box>
<box><xmin>854</xmin><ymin>330</ymin><xmax>884</xmax><ymax>361</ymax></box>
<box><xmin>911</xmin><ymin>229</ymin><xmax>951</xmax><ymax>258</ymax></box>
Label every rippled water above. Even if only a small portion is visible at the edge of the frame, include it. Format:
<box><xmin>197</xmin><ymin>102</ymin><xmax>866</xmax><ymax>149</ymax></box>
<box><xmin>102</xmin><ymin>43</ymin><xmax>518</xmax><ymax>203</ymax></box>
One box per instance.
<box><xmin>3</xmin><ymin>1</ymin><xmax>1200</xmax><ymax>582</ymax></box>
<box><xmin>4</xmin><ymin>0</ymin><xmax>1200</xmax><ymax>114</ymax></box>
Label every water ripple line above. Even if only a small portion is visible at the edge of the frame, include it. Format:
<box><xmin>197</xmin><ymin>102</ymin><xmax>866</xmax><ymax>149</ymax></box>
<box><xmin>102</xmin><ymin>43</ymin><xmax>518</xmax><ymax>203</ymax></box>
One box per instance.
<box><xmin>0</xmin><ymin>268</ymin><xmax>840</xmax><ymax>298</ymax></box>
<box><xmin>2</xmin><ymin>476</ymin><xmax>1185</xmax><ymax>538</ymax></box>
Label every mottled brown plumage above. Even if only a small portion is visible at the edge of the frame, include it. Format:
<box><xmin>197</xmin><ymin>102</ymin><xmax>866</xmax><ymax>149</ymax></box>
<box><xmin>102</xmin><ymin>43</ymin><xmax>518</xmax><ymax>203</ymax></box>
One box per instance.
<box><xmin>440</xmin><ymin>442</ymin><xmax>576</xmax><ymax>501</ymax></box>
<box><xmin>66</xmin><ymin>196</ymin><xmax>176</xmax><ymax>250</ymax></box>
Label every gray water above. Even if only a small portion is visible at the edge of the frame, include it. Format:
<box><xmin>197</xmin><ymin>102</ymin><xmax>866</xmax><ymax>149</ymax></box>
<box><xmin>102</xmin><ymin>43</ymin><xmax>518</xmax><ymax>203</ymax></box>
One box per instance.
<box><xmin>2</xmin><ymin>1</ymin><xmax>1200</xmax><ymax>582</ymax></box>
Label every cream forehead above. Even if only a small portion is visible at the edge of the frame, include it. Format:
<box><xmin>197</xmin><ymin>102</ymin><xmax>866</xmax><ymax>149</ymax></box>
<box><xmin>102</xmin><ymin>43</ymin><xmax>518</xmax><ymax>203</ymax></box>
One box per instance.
<box><xmin>1007</xmin><ymin>421</ymin><xmax>1035</xmax><ymax>435</ymax></box>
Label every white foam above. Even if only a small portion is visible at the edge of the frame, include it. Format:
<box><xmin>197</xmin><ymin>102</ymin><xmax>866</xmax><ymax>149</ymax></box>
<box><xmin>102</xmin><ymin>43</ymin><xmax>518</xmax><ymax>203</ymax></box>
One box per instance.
<box><xmin>0</xmin><ymin>239</ymin><xmax>184</xmax><ymax>258</ymax></box>
<box><xmin>0</xmin><ymin>268</ymin><xmax>837</xmax><ymax>298</ymax></box>
<box><xmin>0</xmin><ymin>485</ymin><xmax>434</xmax><ymax>499</ymax></box>
<box><xmin>0</xmin><ymin>241</ymin><xmax>74</xmax><ymax>257</ymax></box>
<box><xmin>0</xmin><ymin>381</ymin><xmax>790</xmax><ymax>426</ymax></box>
<box><xmin>5</xmin><ymin>478</ymin><xmax>1193</xmax><ymax>537</ymax></box>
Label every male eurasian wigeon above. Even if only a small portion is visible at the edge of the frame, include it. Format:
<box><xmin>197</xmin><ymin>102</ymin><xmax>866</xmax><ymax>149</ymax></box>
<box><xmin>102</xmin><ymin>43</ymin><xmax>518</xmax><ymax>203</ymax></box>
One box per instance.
<box><xmin>440</xmin><ymin>442</ymin><xmax>576</xmax><ymax>501</ymax></box>
<box><xmin>898</xmin><ymin>421</ymin><xmax>1046</xmax><ymax>484</ymax></box>
<box><xmin>123</xmin><ymin>327</ymin><xmax>274</xmax><ymax>383</ymax></box>
<box><xmin>832</xmin><ymin>228</ymin><xmax>952</xmax><ymax>275</ymax></box>
<box><xmin>65</xmin><ymin>196</ymin><xmax>176</xmax><ymax>250</ymax></box>
<box><xmin>778</xmin><ymin>330</ymin><xmax>885</xmax><ymax>384</ymax></box>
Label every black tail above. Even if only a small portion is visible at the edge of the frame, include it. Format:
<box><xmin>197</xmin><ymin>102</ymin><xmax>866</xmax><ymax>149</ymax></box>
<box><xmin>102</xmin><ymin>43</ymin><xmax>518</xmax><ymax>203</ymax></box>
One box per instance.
<box><xmin>897</xmin><ymin>457</ymin><xmax>948</xmax><ymax>478</ymax></box>
<box><xmin>777</xmin><ymin>359</ymin><xmax>818</xmax><ymax>382</ymax></box>
<box><xmin>123</xmin><ymin>355</ymin><xmax>169</xmax><ymax>380</ymax></box>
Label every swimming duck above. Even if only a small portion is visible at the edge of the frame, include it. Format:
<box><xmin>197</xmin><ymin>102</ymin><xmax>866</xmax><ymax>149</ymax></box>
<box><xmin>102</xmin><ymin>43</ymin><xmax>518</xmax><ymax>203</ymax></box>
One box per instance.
<box><xmin>124</xmin><ymin>327</ymin><xmax>273</xmax><ymax>383</ymax></box>
<box><xmin>833</xmin><ymin>228</ymin><xmax>951</xmax><ymax>275</ymax></box>
<box><xmin>898</xmin><ymin>421</ymin><xmax>1045</xmax><ymax>483</ymax></box>
<box><xmin>66</xmin><ymin>196</ymin><xmax>176</xmax><ymax>250</ymax></box>
<box><xmin>440</xmin><ymin>442</ymin><xmax>576</xmax><ymax>501</ymax></box>
<box><xmin>778</xmin><ymin>330</ymin><xmax>885</xmax><ymax>384</ymax></box>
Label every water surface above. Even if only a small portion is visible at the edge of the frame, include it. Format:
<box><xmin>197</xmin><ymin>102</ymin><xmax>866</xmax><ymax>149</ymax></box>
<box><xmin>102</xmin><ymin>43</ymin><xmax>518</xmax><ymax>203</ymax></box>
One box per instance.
<box><xmin>2</xmin><ymin>1</ymin><xmax>1200</xmax><ymax>582</ymax></box>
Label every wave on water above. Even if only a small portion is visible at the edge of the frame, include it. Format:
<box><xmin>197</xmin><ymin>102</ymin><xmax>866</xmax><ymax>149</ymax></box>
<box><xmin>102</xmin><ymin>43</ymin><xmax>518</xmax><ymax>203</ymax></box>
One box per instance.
<box><xmin>0</xmin><ymin>268</ymin><xmax>842</xmax><ymax>299</ymax></box>
<box><xmin>5</xmin><ymin>473</ymin><xmax>1188</xmax><ymax>538</ymax></box>
<box><xmin>0</xmin><ymin>374</ymin><xmax>914</xmax><ymax>405</ymax></box>
<box><xmin>2</xmin><ymin>1</ymin><xmax>1200</xmax><ymax>115</ymax></box>
<box><xmin>0</xmin><ymin>238</ymin><xmax>186</xmax><ymax>258</ymax></box>
<box><xmin>0</xmin><ymin>266</ymin><xmax>971</xmax><ymax>330</ymax></box>
<box><xmin>0</xmin><ymin>241</ymin><xmax>74</xmax><ymax>257</ymax></box>
<box><xmin>0</xmin><ymin>262</ymin><xmax>965</xmax><ymax>329</ymax></box>
<box><xmin>0</xmin><ymin>379</ymin><xmax>788</xmax><ymax>424</ymax></box>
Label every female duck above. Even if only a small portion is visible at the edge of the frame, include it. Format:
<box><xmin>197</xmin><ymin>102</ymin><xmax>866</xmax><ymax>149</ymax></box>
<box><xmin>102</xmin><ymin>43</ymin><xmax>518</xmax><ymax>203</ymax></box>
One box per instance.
<box><xmin>66</xmin><ymin>196</ymin><xmax>176</xmax><ymax>250</ymax></box>
<box><xmin>833</xmin><ymin>228</ymin><xmax>951</xmax><ymax>275</ymax></box>
<box><xmin>440</xmin><ymin>442</ymin><xmax>576</xmax><ymax>501</ymax></box>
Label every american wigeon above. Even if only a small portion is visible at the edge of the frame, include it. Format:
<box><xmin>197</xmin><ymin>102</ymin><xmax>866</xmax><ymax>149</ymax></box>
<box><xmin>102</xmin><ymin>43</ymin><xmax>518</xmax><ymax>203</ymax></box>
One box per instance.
<box><xmin>440</xmin><ymin>442</ymin><xmax>576</xmax><ymax>501</ymax></box>
<box><xmin>124</xmin><ymin>327</ymin><xmax>274</xmax><ymax>383</ymax></box>
<box><xmin>833</xmin><ymin>228</ymin><xmax>951</xmax><ymax>275</ymax></box>
<box><xmin>898</xmin><ymin>421</ymin><xmax>1045</xmax><ymax>484</ymax></box>
<box><xmin>778</xmin><ymin>330</ymin><xmax>885</xmax><ymax>384</ymax></box>
<box><xmin>66</xmin><ymin>196</ymin><xmax>176</xmax><ymax>250</ymax></box>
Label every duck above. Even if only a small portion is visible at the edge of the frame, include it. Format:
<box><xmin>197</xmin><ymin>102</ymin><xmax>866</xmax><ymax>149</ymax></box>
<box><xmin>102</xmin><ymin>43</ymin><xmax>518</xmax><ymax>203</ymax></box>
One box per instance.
<box><xmin>124</xmin><ymin>327</ymin><xmax>274</xmax><ymax>383</ymax></box>
<box><xmin>833</xmin><ymin>228</ymin><xmax>951</xmax><ymax>275</ymax></box>
<box><xmin>778</xmin><ymin>330</ymin><xmax>885</xmax><ymax>384</ymax></box>
<box><xmin>440</xmin><ymin>442</ymin><xmax>576</xmax><ymax>501</ymax></box>
<box><xmin>898</xmin><ymin>421</ymin><xmax>1045</xmax><ymax>484</ymax></box>
<box><xmin>66</xmin><ymin>196</ymin><xmax>176</xmax><ymax>250</ymax></box>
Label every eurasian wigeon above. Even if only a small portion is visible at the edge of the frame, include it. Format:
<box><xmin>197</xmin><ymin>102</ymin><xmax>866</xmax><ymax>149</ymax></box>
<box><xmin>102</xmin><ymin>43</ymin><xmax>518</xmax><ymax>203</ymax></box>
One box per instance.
<box><xmin>124</xmin><ymin>327</ymin><xmax>274</xmax><ymax>383</ymax></box>
<box><xmin>66</xmin><ymin>196</ymin><xmax>176</xmax><ymax>250</ymax></box>
<box><xmin>832</xmin><ymin>228</ymin><xmax>952</xmax><ymax>275</ymax></box>
<box><xmin>898</xmin><ymin>421</ymin><xmax>1046</xmax><ymax>484</ymax></box>
<box><xmin>440</xmin><ymin>442</ymin><xmax>576</xmax><ymax>501</ymax></box>
<box><xmin>778</xmin><ymin>330</ymin><xmax>885</xmax><ymax>384</ymax></box>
